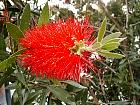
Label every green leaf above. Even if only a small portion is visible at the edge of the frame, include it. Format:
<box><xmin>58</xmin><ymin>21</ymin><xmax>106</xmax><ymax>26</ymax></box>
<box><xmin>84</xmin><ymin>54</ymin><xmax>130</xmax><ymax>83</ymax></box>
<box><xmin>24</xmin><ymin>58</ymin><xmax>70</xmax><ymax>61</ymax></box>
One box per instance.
<box><xmin>20</xmin><ymin>4</ymin><xmax>30</xmax><ymax>32</ymax></box>
<box><xmin>50</xmin><ymin>78</ymin><xmax>61</xmax><ymax>85</ymax></box>
<box><xmin>104</xmin><ymin>38</ymin><xmax>126</xmax><ymax>44</ymax></box>
<box><xmin>6</xmin><ymin>23</ymin><xmax>24</xmax><ymax>43</ymax></box>
<box><xmin>16</xmin><ymin>68</ymin><xmax>27</xmax><ymax>87</ymax></box>
<box><xmin>22</xmin><ymin>91</ymin><xmax>29</xmax><ymax>105</ymax></box>
<box><xmin>12</xmin><ymin>90</ymin><xmax>20</xmax><ymax>105</ymax></box>
<box><xmin>92</xmin><ymin>42</ymin><xmax>102</xmax><ymax>50</ymax></box>
<box><xmin>38</xmin><ymin>2</ymin><xmax>49</xmax><ymax>25</ymax></box>
<box><xmin>102</xmin><ymin>42</ymin><xmax>120</xmax><ymax>51</ymax></box>
<box><xmin>98</xmin><ymin>50</ymin><xmax>124</xmax><ymax>59</ymax></box>
<box><xmin>39</xmin><ymin>90</ymin><xmax>48</xmax><ymax>105</ymax></box>
<box><xmin>25</xmin><ymin>91</ymin><xmax>42</xmax><ymax>105</ymax></box>
<box><xmin>102</xmin><ymin>32</ymin><xmax>122</xmax><ymax>44</ymax></box>
<box><xmin>0</xmin><ymin>50</ymin><xmax>9</xmax><ymax>61</ymax></box>
<box><xmin>81</xmin><ymin>90</ymin><xmax>88</xmax><ymax>104</ymax></box>
<box><xmin>97</xmin><ymin>17</ymin><xmax>107</xmax><ymax>42</ymax></box>
<box><xmin>110</xmin><ymin>24</ymin><xmax>116</xmax><ymax>32</ymax></box>
<box><xmin>0</xmin><ymin>49</ymin><xmax>24</xmax><ymax>72</ymax></box>
<box><xmin>110</xmin><ymin>101</ymin><xmax>131</xmax><ymax>105</ymax></box>
<box><xmin>0</xmin><ymin>67</ymin><xmax>14</xmax><ymax>86</ymax></box>
<box><xmin>48</xmin><ymin>86</ymin><xmax>76</xmax><ymax>105</ymax></box>
<box><xmin>61</xmin><ymin>80</ymin><xmax>87</xmax><ymax>89</ymax></box>
<box><xmin>48</xmin><ymin>98</ymin><xmax>53</xmax><ymax>105</ymax></box>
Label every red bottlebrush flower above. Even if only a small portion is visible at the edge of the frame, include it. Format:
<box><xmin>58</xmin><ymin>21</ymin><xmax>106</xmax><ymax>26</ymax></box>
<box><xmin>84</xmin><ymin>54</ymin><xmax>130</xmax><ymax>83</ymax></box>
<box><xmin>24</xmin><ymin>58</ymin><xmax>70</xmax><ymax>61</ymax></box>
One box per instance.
<box><xmin>19</xmin><ymin>18</ymin><xmax>100</xmax><ymax>82</ymax></box>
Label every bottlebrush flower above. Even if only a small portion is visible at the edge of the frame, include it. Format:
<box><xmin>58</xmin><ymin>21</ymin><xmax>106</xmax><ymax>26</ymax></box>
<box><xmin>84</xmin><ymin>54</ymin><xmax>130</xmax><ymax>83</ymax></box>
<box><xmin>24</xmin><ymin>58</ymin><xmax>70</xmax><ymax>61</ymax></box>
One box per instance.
<box><xmin>19</xmin><ymin>18</ymin><xmax>100</xmax><ymax>82</ymax></box>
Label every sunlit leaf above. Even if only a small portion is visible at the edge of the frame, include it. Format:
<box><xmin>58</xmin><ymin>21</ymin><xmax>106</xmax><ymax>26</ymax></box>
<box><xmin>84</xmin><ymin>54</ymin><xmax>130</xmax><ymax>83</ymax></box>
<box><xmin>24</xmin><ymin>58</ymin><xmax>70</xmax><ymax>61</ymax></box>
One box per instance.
<box><xmin>102</xmin><ymin>42</ymin><xmax>120</xmax><ymax>51</ymax></box>
<box><xmin>92</xmin><ymin>42</ymin><xmax>102</xmax><ymax>50</ymax></box>
<box><xmin>98</xmin><ymin>50</ymin><xmax>124</xmax><ymax>59</ymax></box>
<box><xmin>38</xmin><ymin>2</ymin><xmax>49</xmax><ymax>25</ymax></box>
<box><xmin>20</xmin><ymin>4</ymin><xmax>30</xmax><ymax>32</ymax></box>
<box><xmin>104</xmin><ymin>37</ymin><xmax>126</xmax><ymax>44</ymax></box>
<box><xmin>102</xmin><ymin>32</ymin><xmax>122</xmax><ymax>44</ymax></box>
<box><xmin>97</xmin><ymin>17</ymin><xmax>107</xmax><ymax>42</ymax></box>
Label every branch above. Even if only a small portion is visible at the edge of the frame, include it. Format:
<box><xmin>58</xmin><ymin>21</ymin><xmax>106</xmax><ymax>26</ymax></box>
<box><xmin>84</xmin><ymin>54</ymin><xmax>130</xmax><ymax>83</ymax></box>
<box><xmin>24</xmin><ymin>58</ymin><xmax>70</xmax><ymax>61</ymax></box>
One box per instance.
<box><xmin>98</xmin><ymin>0</ymin><xmax>125</xmax><ymax>33</ymax></box>
<box><xmin>98</xmin><ymin>71</ymin><xmax>108</xmax><ymax>102</ymax></box>
<box><xmin>100</xmin><ymin>61</ymin><xmax>116</xmax><ymax>73</ymax></box>
<box><xmin>125</xmin><ymin>0</ymin><xmax>129</xmax><ymax>29</ymax></box>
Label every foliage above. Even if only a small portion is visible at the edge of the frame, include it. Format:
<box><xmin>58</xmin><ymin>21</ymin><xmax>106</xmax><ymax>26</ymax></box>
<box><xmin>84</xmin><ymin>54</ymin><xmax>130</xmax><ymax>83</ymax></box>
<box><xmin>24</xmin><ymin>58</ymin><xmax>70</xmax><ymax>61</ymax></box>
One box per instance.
<box><xmin>0</xmin><ymin>0</ymin><xmax>140</xmax><ymax>105</ymax></box>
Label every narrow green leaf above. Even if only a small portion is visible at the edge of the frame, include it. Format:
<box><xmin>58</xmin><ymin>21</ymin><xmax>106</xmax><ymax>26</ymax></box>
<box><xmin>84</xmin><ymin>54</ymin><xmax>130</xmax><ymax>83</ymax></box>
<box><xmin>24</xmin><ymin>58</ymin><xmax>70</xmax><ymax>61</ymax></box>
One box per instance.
<box><xmin>102</xmin><ymin>32</ymin><xmax>122</xmax><ymax>44</ymax></box>
<box><xmin>102</xmin><ymin>42</ymin><xmax>120</xmax><ymax>51</ymax></box>
<box><xmin>110</xmin><ymin>24</ymin><xmax>116</xmax><ymax>32</ymax></box>
<box><xmin>38</xmin><ymin>2</ymin><xmax>49</xmax><ymax>25</ymax></box>
<box><xmin>39</xmin><ymin>90</ymin><xmax>48</xmax><ymax>105</ymax></box>
<box><xmin>0</xmin><ymin>49</ymin><xmax>24</xmax><ymax>72</ymax></box>
<box><xmin>48</xmin><ymin>98</ymin><xmax>53</xmax><ymax>105</ymax></box>
<box><xmin>12</xmin><ymin>90</ymin><xmax>20</xmax><ymax>104</ymax></box>
<box><xmin>98</xmin><ymin>50</ymin><xmax>124</xmax><ymax>59</ymax></box>
<box><xmin>97</xmin><ymin>17</ymin><xmax>107</xmax><ymax>42</ymax></box>
<box><xmin>104</xmin><ymin>38</ymin><xmax>126</xmax><ymax>44</ymax></box>
<box><xmin>6</xmin><ymin>23</ymin><xmax>24</xmax><ymax>43</ymax></box>
<box><xmin>132</xmin><ymin>83</ymin><xmax>140</xmax><ymax>90</ymax></box>
<box><xmin>61</xmin><ymin>80</ymin><xmax>87</xmax><ymax>89</ymax></box>
<box><xmin>92</xmin><ymin>42</ymin><xmax>102</xmax><ymax>50</ymax></box>
<box><xmin>16</xmin><ymin>89</ymin><xmax>24</xmax><ymax>104</ymax></box>
<box><xmin>110</xmin><ymin>101</ymin><xmax>131</xmax><ymax>105</ymax></box>
<box><xmin>25</xmin><ymin>91</ymin><xmax>42</xmax><ymax>105</ymax></box>
<box><xmin>22</xmin><ymin>92</ymin><xmax>29</xmax><ymax>105</ymax></box>
<box><xmin>20</xmin><ymin>4</ymin><xmax>30</xmax><ymax>32</ymax></box>
<box><xmin>16</xmin><ymin>70</ymin><xmax>26</xmax><ymax>86</ymax></box>
<box><xmin>48</xmin><ymin>86</ymin><xmax>76</xmax><ymax>105</ymax></box>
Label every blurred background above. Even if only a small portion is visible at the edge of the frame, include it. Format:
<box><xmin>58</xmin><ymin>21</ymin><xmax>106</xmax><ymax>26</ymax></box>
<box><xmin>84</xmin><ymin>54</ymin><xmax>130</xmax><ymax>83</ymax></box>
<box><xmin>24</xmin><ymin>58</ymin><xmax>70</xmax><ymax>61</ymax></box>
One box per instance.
<box><xmin>0</xmin><ymin>0</ymin><xmax>140</xmax><ymax>105</ymax></box>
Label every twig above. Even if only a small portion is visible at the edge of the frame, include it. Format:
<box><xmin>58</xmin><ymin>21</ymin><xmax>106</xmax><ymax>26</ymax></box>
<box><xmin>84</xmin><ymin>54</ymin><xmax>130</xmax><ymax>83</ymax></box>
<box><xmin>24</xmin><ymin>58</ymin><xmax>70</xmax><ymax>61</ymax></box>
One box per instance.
<box><xmin>127</xmin><ymin>59</ymin><xmax>137</xmax><ymax>105</ymax></box>
<box><xmin>98</xmin><ymin>0</ymin><xmax>125</xmax><ymax>33</ymax></box>
<box><xmin>125</xmin><ymin>0</ymin><xmax>137</xmax><ymax>104</ymax></box>
<box><xmin>88</xmin><ymin>88</ymin><xmax>100</xmax><ymax>105</ymax></box>
<box><xmin>98</xmin><ymin>71</ymin><xmax>108</xmax><ymax>103</ymax></box>
<box><xmin>130</xmin><ymin>21</ymin><xmax>140</xmax><ymax>26</ymax></box>
<box><xmin>125</xmin><ymin>0</ymin><xmax>129</xmax><ymax>29</ymax></box>
<box><xmin>28</xmin><ymin>81</ymin><xmax>48</xmax><ymax>89</ymax></box>
<box><xmin>100</xmin><ymin>61</ymin><xmax>116</xmax><ymax>73</ymax></box>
